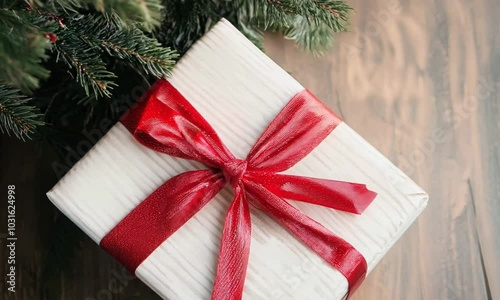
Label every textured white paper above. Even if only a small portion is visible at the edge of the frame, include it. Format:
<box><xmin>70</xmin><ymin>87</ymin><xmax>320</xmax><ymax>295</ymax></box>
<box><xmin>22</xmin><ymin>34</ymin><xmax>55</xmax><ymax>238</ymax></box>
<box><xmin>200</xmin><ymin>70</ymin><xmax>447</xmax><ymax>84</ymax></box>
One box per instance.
<box><xmin>47</xmin><ymin>19</ymin><xmax>428</xmax><ymax>300</ymax></box>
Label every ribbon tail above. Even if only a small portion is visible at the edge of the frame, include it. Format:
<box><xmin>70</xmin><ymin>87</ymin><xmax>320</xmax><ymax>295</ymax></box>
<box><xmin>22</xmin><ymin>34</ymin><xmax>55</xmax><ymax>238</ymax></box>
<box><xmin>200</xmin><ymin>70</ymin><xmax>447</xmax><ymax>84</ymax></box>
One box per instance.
<box><xmin>249</xmin><ymin>173</ymin><xmax>377</xmax><ymax>214</ymax></box>
<box><xmin>245</xmin><ymin>181</ymin><xmax>367</xmax><ymax>296</ymax></box>
<box><xmin>212</xmin><ymin>184</ymin><xmax>251</xmax><ymax>300</ymax></box>
<box><xmin>100</xmin><ymin>170</ymin><xmax>225</xmax><ymax>273</ymax></box>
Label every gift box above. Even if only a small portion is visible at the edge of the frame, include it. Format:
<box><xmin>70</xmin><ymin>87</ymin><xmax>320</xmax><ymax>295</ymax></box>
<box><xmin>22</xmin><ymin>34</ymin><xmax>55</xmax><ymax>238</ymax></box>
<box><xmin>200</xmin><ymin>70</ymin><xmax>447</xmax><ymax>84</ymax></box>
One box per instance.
<box><xmin>47</xmin><ymin>19</ymin><xmax>428</xmax><ymax>300</ymax></box>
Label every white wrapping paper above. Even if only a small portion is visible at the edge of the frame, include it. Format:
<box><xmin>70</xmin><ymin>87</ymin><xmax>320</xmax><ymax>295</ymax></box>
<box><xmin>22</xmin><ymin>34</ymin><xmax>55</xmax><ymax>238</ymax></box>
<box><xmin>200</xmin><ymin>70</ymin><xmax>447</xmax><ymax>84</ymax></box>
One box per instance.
<box><xmin>47</xmin><ymin>19</ymin><xmax>428</xmax><ymax>300</ymax></box>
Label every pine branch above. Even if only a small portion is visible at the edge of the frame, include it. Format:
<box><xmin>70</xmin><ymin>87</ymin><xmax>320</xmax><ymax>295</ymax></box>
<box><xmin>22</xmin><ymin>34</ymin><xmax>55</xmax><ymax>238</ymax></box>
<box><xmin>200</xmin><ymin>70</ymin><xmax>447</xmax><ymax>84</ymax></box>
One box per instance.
<box><xmin>0</xmin><ymin>84</ymin><xmax>44</xmax><ymax>140</ymax></box>
<box><xmin>76</xmin><ymin>14</ymin><xmax>178</xmax><ymax>78</ymax></box>
<box><xmin>52</xmin><ymin>36</ymin><xmax>117</xmax><ymax>98</ymax></box>
<box><xmin>242</xmin><ymin>0</ymin><xmax>351</xmax><ymax>29</ymax></box>
<box><xmin>22</xmin><ymin>0</ymin><xmax>79</xmax><ymax>12</ymax></box>
<box><xmin>237</xmin><ymin>0</ymin><xmax>295</xmax><ymax>29</ymax></box>
<box><xmin>0</xmin><ymin>9</ymin><xmax>52</xmax><ymax>93</ymax></box>
<box><xmin>30</xmin><ymin>10</ymin><xmax>177</xmax><ymax>98</ymax></box>
<box><xmin>283</xmin><ymin>16</ymin><xmax>335</xmax><ymax>55</ymax></box>
<box><xmin>0</xmin><ymin>7</ymin><xmax>118</xmax><ymax>99</ymax></box>
<box><xmin>237</xmin><ymin>0</ymin><xmax>352</xmax><ymax>54</ymax></box>
<box><xmin>92</xmin><ymin>0</ymin><xmax>164</xmax><ymax>31</ymax></box>
<box><xmin>307</xmin><ymin>0</ymin><xmax>351</xmax><ymax>31</ymax></box>
<box><xmin>157</xmin><ymin>0</ymin><xmax>236</xmax><ymax>54</ymax></box>
<box><xmin>238</xmin><ymin>21</ymin><xmax>265</xmax><ymax>51</ymax></box>
<box><xmin>26</xmin><ymin>0</ymin><xmax>164</xmax><ymax>31</ymax></box>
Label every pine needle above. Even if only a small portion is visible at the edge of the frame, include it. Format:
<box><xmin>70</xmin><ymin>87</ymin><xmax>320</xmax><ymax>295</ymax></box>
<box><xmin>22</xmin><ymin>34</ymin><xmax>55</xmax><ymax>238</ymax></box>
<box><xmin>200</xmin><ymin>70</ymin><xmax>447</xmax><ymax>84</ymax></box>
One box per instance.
<box><xmin>0</xmin><ymin>84</ymin><xmax>44</xmax><ymax>140</ymax></box>
<box><xmin>0</xmin><ymin>9</ymin><xmax>52</xmax><ymax>93</ymax></box>
<box><xmin>237</xmin><ymin>0</ymin><xmax>352</xmax><ymax>54</ymax></box>
<box><xmin>52</xmin><ymin>34</ymin><xmax>118</xmax><ymax>98</ymax></box>
<box><xmin>76</xmin><ymin>13</ymin><xmax>178</xmax><ymax>78</ymax></box>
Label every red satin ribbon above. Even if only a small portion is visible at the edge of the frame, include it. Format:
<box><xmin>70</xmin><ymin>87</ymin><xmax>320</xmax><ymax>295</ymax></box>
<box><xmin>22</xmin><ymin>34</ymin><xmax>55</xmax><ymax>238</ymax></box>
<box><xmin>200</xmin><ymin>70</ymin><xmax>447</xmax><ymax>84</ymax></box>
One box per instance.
<box><xmin>101</xmin><ymin>79</ymin><xmax>377</xmax><ymax>299</ymax></box>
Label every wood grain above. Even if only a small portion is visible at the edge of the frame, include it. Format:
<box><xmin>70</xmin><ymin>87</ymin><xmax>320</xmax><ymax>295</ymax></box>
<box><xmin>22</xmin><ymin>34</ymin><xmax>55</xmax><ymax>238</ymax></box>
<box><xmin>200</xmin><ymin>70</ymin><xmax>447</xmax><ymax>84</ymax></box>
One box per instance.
<box><xmin>0</xmin><ymin>0</ymin><xmax>498</xmax><ymax>299</ymax></box>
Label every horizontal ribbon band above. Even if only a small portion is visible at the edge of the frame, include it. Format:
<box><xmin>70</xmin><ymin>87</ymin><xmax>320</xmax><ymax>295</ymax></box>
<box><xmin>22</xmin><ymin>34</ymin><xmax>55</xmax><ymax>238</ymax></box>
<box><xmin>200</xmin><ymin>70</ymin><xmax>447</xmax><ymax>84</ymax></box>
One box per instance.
<box><xmin>101</xmin><ymin>79</ymin><xmax>377</xmax><ymax>299</ymax></box>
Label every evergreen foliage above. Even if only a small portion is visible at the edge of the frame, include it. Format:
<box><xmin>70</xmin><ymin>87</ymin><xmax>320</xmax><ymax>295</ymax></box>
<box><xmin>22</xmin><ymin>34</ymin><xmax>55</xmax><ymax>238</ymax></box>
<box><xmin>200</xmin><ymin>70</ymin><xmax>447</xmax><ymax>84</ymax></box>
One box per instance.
<box><xmin>0</xmin><ymin>84</ymin><xmax>44</xmax><ymax>140</ymax></box>
<box><xmin>240</xmin><ymin>0</ymin><xmax>352</xmax><ymax>53</ymax></box>
<box><xmin>0</xmin><ymin>9</ymin><xmax>52</xmax><ymax>93</ymax></box>
<box><xmin>0</xmin><ymin>0</ymin><xmax>352</xmax><ymax>146</ymax></box>
<box><xmin>158</xmin><ymin>0</ymin><xmax>352</xmax><ymax>54</ymax></box>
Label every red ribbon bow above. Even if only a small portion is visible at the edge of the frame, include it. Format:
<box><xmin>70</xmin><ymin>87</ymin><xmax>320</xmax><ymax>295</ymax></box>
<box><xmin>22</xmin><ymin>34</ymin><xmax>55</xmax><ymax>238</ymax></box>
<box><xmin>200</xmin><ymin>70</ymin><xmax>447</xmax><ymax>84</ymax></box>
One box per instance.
<box><xmin>101</xmin><ymin>80</ymin><xmax>377</xmax><ymax>299</ymax></box>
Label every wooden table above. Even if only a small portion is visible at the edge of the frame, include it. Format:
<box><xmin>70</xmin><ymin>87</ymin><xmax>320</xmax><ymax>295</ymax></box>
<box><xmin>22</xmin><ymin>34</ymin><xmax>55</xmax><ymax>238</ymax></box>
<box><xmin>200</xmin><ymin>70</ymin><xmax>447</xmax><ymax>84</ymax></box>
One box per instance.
<box><xmin>1</xmin><ymin>0</ymin><xmax>498</xmax><ymax>299</ymax></box>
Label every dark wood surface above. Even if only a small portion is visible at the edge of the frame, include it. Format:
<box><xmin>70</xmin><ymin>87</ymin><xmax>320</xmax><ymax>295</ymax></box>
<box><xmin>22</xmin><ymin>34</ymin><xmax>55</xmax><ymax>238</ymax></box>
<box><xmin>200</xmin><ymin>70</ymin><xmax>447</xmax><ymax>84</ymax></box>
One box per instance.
<box><xmin>1</xmin><ymin>0</ymin><xmax>499</xmax><ymax>299</ymax></box>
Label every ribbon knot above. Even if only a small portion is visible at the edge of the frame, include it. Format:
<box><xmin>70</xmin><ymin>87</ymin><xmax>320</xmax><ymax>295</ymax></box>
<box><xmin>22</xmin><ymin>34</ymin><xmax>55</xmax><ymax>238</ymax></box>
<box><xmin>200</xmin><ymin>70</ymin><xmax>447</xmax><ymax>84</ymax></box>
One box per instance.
<box><xmin>104</xmin><ymin>80</ymin><xmax>377</xmax><ymax>300</ymax></box>
<box><xmin>222</xmin><ymin>159</ymin><xmax>248</xmax><ymax>187</ymax></box>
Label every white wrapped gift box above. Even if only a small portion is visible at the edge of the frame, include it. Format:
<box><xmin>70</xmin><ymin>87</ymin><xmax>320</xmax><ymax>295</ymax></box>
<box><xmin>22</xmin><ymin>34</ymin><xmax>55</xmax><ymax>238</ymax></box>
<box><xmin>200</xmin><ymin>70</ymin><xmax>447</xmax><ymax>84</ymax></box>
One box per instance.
<box><xmin>47</xmin><ymin>19</ymin><xmax>428</xmax><ymax>300</ymax></box>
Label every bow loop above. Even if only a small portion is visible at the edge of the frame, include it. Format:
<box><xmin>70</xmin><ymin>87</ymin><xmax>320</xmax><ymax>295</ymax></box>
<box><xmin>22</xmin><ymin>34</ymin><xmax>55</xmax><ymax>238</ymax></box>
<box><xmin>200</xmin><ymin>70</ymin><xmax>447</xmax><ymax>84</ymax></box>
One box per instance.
<box><xmin>122</xmin><ymin>80</ymin><xmax>235</xmax><ymax>168</ymax></box>
<box><xmin>246</xmin><ymin>90</ymin><xmax>342</xmax><ymax>173</ymax></box>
